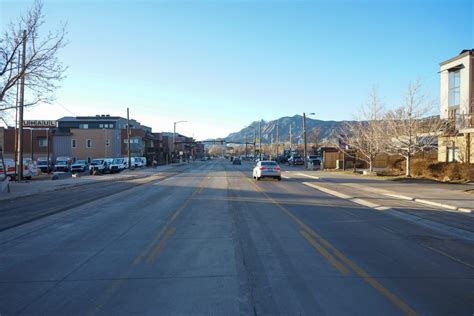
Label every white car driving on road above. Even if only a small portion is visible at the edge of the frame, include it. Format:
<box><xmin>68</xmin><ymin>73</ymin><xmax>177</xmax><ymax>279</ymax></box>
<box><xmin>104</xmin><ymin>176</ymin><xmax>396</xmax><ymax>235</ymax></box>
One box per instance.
<box><xmin>253</xmin><ymin>160</ymin><xmax>282</xmax><ymax>181</ymax></box>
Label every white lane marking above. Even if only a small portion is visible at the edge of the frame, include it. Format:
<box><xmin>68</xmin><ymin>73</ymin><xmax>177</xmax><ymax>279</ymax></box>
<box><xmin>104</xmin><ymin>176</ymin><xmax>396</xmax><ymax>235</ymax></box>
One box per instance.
<box><xmin>296</xmin><ymin>173</ymin><xmax>320</xmax><ymax>179</ymax></box>
<box><xmin>281</xmin><ymin>175</ymin><xmax>291</xmax><ymax>179</ymax></box>
<box><xmin>343</xmin><ymin>183</ymin><xmax>473</xmax><ymax>214</ymax></box>
<box><xmin>302</xmin><ymin>182</ymin><xmax>391</xmax><ymax>211</ymax></box>
<box><xmin>303</xmin><ymin>182</ymin><xmax>352</xmax><ymax>199</ymax></box>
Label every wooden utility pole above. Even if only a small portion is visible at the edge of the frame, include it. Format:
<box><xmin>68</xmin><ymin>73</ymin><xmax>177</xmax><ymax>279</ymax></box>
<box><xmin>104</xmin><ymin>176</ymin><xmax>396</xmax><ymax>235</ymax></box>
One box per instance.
<box><xmin>16</xmin><ymin>30</ymin><xmax>26</xmax><ymax>181</ymax></box>
<box><xmin>127</xmin><ymin>107</ymin><xmax>131</xmax><ymax>169</ymax></box>
<box><xmin>13</xmin><ymin>45</ymin><xmax>20</xmax><ymax>168</ymax></box>
<box><xmin>276</xmin><ymin>122</ymin><xmax>279</xmax><ymax>158</ymax></box>
<box><xmin>303</xmin><ymin>113</ymin><xmax>307</xmax><ymax>168</ymax></box>
<box><xmin>289</xmin><ymin>124</ymin><xmax>292</xmax><ymax>153</ymax></box>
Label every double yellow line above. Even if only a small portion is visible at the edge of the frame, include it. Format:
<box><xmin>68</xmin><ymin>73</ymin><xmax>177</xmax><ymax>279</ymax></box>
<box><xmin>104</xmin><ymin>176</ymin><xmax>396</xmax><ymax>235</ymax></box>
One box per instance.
<box><xmin>247</xmin><ymin>178</ymin><xmax>418</xmax><ymax>316</ymax></box>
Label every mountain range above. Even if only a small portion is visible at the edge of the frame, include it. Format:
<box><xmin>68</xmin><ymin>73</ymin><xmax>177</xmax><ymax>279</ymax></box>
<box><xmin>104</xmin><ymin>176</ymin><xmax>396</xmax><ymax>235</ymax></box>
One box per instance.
<box><xmin>223</xmin><ymin>115</ymin><xmax>347</xmax><ymax>145</ymax></box>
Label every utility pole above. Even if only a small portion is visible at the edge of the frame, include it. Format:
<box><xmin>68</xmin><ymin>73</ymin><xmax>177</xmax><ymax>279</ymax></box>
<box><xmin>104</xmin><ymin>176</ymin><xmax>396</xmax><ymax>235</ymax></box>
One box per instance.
<box><xmin>302</xmin><ymin>112</ymin><xmax>315</xmax><ymax>169</ymax></box>
<box><xmin>17</xmin><ymin>30</ymin><xmax>26</xmax><ymax>181</ymax></box>
<box><xmin>13</xmin><ymin>44</ymin><xmax>20</xmax><ymax>169</ymax></box>
<box><xmin>303</xmin><ymin>113</ymin><xmax>307</xmax><ymax>168</ymax></box>
<box><xmin>276</xmin><ymin>122</ymin><xmax>279</xmax><ymax>158</ymax></box>
<box><xmin>30</xmin><ymin>129</ymin><xmax>33</xmax><ymax>161</ymax></box>
<box><xmin>259</xmin><ymin>120</ymin><xmax>262</xmax><ymax>160</ymax></box>
<box><xmin>253</xmin><ymin>128</ymin><xmax>256</xmax><ymax>159</ymax></box>
<box><xmin>289</xmin><ymin>124</ymin><xmax>292</xmax><ymax>154</ymax></box>
<box><xmin>245</xmin><ymin>132</ymin><xmax>248</xmax><ymax>158</ymax></box>
<box><xmin>127</xmin><ymin>107</ymin><xmax>131</xmax><ymax>169</ymax></box>
<box><xmin>46</xmin><ymin>128</ymin><xmax>50</xmax><ymax>173</ymax></box>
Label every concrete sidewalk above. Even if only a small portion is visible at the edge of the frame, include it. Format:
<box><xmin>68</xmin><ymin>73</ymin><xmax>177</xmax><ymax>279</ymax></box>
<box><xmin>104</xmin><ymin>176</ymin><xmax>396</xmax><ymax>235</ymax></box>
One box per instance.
<box><xmin>0</xmin><ymin>163</ymin><xmax>186</xmax><ymax>201</ymax></box>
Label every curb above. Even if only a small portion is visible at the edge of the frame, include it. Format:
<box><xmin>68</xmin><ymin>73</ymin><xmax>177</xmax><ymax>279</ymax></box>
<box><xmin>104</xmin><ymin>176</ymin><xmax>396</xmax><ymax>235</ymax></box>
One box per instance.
<box><xmin>382</xmin><ymin>193</ymin><xmax>473</xmax><ymax>213</ymax></box>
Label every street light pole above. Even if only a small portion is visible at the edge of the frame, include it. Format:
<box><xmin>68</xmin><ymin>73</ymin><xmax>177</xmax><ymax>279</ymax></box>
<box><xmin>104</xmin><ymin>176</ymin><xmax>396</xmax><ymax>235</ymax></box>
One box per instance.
<box><xmin>259</xmin><ymin>120</ymin><xmax>262</xmax><ymax>160</ymax></box>
<box><xmin>173</xmin><ymin>120</ymin><xmax>187</xmax><ymax>163</ymax></box>
<box><xmin>127</xmin><ymin>108</ymin><xmax>131</xmax><ymax>169</ymax></box>
<box><xmin>303</xmin><ymin>112</ymin><xmax>315</xmax><ymax>169</ymax></box>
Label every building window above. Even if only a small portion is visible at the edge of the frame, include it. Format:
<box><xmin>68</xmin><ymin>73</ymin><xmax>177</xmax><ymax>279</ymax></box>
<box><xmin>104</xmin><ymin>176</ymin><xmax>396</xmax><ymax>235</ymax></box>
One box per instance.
<box><xmin>72</xmin><ymin>139</ymin><xmax>76</xmax><ymax>148</ymax></box>
<box><xmin>79</xmin><ymin>124</ymin><xmax>89</xmax><ymax>129</ymax></box>
<box><xmin>124</xmin><ymin>139</ymin><xmax>128</xmax><ymax>144</ymax></box>
<box><xmin>447</xmin><ymin>147</ymin><xmax>460</xmax><ymax>162</ymax></box>
<box><xmin>38</xmin><ymin>137</ymin><xmax>47</xmax><ymax>147</ymax></box>
<box><xmin>86</xmin><ymin>139</ymin><xmax>92</xmax><ymax>148</ymax></box>
<box><xmin>109</xmin><ymin>124</ymin><xmax>114</xmax><ymax>128</ymax></box>
<box><xmin>448</xmin><ymin>70</ymin><xmax>460</xmax><ymax>107</ymax></box>
<box><xmin>99</xmin><ymin>124</ymin><xmax>104</xmax><ymax>128</ymax></box>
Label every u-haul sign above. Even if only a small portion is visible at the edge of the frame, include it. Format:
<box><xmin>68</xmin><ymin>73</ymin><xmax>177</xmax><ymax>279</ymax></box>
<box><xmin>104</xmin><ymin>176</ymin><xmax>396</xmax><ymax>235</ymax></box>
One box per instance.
<box><xmin>23</xmin><ymin>120</ymin><xmax>57</xmax><ymax>128</ymax></box>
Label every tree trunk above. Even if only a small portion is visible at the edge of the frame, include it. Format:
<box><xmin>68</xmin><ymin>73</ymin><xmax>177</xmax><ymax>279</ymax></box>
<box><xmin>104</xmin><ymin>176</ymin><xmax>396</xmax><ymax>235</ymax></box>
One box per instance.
<box><xmin>369</xmin><ymin>158</ymin><xmax>373</xmax><ymax>172</ymax></box>
<box><xmin>405</xmin><ymin>155</ymin><xmax>411</xmax><ymax>177</ymax></box>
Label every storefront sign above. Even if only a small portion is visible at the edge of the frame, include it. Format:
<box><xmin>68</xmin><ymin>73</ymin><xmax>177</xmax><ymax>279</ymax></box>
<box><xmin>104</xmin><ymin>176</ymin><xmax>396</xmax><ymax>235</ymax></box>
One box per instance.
<box><xmin>23</xmin><ymin>120</ymin><xmax>57</xmax><ymax>128</ymax></box>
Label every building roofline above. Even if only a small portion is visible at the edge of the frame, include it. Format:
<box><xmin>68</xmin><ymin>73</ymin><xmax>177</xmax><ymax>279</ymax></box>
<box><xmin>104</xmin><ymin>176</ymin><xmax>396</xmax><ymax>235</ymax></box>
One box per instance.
<box><xmin>440</xmin><ymin>49</ymin><xmax>474</xmax><ymax>66</ymax></box>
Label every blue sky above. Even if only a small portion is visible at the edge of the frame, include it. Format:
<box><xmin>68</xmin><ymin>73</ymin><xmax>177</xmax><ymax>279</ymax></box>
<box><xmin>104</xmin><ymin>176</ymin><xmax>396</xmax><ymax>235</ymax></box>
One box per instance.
<box><xmin>1</xmin><ymin>0</ymin><xmax>473</xmax><ymax>139</ymax></box>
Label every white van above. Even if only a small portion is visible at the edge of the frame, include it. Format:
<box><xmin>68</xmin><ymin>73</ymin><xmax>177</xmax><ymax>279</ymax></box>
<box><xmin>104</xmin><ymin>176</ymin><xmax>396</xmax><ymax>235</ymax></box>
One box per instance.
<box><xmin>109</xmin><ymin>158</ymin><xmax>128</xmax><ymax>173</ymax></box>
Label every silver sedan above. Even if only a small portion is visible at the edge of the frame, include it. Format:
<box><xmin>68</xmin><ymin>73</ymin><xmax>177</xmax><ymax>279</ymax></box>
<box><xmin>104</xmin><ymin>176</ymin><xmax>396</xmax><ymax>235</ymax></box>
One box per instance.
<box><xmin>253</xmin><ymin>161</ymin><xmax>282</xmax><ymax>181</ymax></box>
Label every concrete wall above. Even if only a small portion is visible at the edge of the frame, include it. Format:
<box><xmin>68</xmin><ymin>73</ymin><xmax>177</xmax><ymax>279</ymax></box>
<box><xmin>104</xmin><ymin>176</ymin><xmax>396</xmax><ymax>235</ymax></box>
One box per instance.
<box><xmin>438</xmin><ymin>133</ymin><xmax>474</xmax><ymax>163</ymax></box>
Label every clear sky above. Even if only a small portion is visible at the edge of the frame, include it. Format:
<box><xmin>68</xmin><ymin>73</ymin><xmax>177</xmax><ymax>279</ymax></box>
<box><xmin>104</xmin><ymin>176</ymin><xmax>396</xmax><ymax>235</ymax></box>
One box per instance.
<box><xmin>1</xmin><ymin>0</ymin><xmax>473</xmax><ymax>140</ymax></box>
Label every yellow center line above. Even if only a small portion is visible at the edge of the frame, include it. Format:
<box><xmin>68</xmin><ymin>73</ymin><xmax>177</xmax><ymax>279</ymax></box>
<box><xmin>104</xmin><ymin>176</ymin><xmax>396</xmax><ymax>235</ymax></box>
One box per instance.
<box><xmin>245</xmin><ymin>176</ymin><xmax>418</xmax><ymax>316</ymax></box>
<box><xmin>146</xmin><ymin>227</ymin><xmax>176</xmax><ymax>264</ymax></box>
<box><xmin>134</xmin><ymin>176</ymin><xmax>207</xmax><ymax>264</ymax></box>
<box><xmin>300</xmin><ymin>230</ymin><xmax>351</xmax><ymax>275</ymax></box>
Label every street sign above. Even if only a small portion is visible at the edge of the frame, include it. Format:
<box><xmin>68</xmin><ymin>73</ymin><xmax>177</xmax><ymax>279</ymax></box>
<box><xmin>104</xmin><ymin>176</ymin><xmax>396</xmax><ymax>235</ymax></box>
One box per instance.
<box><xmin>23</xmin><ymin>120</ymin><xmax>57</xmax><ymax>128</ymax></box>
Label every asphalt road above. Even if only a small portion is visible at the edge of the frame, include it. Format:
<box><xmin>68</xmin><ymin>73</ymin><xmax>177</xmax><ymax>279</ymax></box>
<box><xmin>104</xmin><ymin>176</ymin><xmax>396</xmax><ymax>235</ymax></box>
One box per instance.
<box><xmin>1</xmin><ymin>160</ymin><xmax>473</xmax><ymax>315</ymax></box>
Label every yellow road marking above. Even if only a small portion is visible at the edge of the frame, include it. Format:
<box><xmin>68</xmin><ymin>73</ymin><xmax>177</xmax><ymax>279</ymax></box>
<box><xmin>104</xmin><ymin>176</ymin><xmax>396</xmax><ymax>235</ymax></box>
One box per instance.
<box><xmin>246</xmin><ymin>177</ymin><xmax>418</xmax><ymax>316</ymax></box>
<box><xmin>300</xmin><ymin>230</ymin><xmax>350</xmax><ymax>275</ymax></box>
<box><xmin>146</xmin><ymin>227</ymin><xmax>176</xmax><ymax>264</ymax></box>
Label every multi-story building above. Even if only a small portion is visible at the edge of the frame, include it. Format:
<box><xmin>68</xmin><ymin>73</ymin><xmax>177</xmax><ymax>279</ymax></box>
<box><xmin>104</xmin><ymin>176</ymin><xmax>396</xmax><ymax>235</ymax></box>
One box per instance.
<box><xmin>55</xmin><ymin>115</ymin><xmax>142</xmax><ymax>162</ymax></box>
<box><xmin>438</xmin><ymin>49</ymin><xmax>474</xmax><ymax>163</ymax></box>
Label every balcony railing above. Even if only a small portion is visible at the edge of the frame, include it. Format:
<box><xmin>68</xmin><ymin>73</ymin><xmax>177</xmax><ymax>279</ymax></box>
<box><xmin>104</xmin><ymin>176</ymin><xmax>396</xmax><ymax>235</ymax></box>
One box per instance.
<box><xmin>457</xmin><ymin>113</ymin><xmax>474</xmax><ymax>130</ymax></box>
<box><xmin>444</xmin><ymin>113</ymin><xmax>474</xmax><ymax>135</ymax></box>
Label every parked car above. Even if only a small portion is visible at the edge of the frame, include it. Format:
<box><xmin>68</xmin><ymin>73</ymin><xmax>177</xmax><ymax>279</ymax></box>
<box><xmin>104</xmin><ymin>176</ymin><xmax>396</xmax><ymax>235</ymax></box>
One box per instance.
<box><xmin>307</xmin><ymin>155</ymin><xmax>322</xmax><ymax>170</ymax></box>
<box><xmin>109</xmin><ymin>158</ymin><xmax>128</xmax><ymax>173</ymax></box>
<box><xmin>253</xmin><ymin>160</ymin><xmax>281</xmax><ymax>181</ymax></box>
<box><xmin>288</xmin><ymin>155</ymin><xmax>304</xmax><ymax>166</ymax></box>
<box><xmin>232</xmin><ymin>158</ymin><xmax>241</xmax><ymax>165</ymax></box>
<box><xmin>37</xmin><ymin>158</ymin><xmax>53</xmax><ymax>173</ymax></box>
<box><xmin>89</xmin><ymin>159</ymin><xmax>108</xmax><ymax>174</ymax></box>
<box><xmin>71</xmin><ymin>160</ymin><xmax>89</xmax><ymax>173</ymax></box>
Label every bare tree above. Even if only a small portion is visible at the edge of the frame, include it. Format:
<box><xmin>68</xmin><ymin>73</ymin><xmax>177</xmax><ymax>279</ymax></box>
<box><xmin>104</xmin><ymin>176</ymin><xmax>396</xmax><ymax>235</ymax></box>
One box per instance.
<box><xmin>208</xmin><ymin>145</ymin><xmax>224</xmax><ymax>157</ymax></box>
<box><xmin>334</xmin><ymin>88</ymin><xmax>385</xmax><ymax>172</ymax></box>
<box><xmin>0</xmin><ymin>0</ymin><xmax>67</xmax><ymax>112</ymax></box>
<box><xmin>384</xmin><ymin>81</ymin><xmax>445</xmax><ymax>176</ymax></box>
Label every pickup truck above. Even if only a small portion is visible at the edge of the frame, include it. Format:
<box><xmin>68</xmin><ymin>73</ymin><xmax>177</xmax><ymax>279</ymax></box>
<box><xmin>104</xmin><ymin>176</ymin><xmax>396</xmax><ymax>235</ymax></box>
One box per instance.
<box><xmin>89</xmin><ymin>159</ymin><xmax>108</xmax><ymax>174</ymax></box>
<box><xmin>71</xmin><ymin>160</ymin><xmax>89</xmax><ymax>173</ymax></box>
<box><xmin>288</xmin><ymin>155</ymin><xmax>304</xmax><ymax>166</ymax></box>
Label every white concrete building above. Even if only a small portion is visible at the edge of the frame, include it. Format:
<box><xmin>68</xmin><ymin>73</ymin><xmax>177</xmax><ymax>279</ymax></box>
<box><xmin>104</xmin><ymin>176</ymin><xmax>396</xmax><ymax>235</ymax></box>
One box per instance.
<box><xmin>438</xmin><ymin>49</ymin><xmax>474</xmax><ymax>163</ymax></box>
